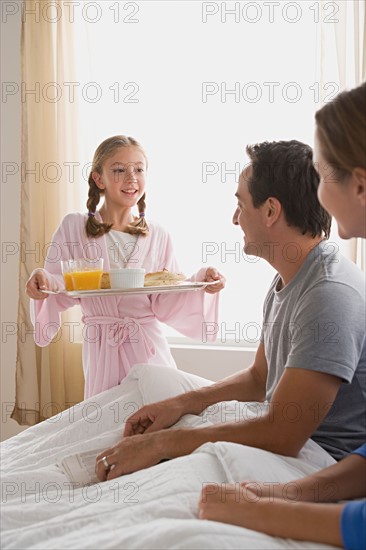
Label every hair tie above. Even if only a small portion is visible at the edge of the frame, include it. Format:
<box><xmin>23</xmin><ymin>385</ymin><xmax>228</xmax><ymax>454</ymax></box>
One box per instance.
<box><xmin>140</xmin><ymin>212</ymin><xmax>145</xmax><ymax>218</ymax></box>
<box><xmin>88</xmin><ymin>211</ymin><xmax>95</xmax><ymax>217</ymax></box>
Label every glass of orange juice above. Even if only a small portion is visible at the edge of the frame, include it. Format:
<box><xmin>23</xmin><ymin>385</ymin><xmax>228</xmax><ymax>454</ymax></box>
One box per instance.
<box><xmin>61</xmin><ymin>259</ymin><xmax>77</xmax><ymax>291</ymax></box>
<box><xmin>71</xmin><ymin>258</ymin><xmax>104</xmax><ymax>291</ymax></box>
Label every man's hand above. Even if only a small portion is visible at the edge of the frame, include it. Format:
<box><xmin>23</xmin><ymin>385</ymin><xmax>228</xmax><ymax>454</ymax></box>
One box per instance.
<box><xmin>123</xmin><ymin>397</ymin><xmax>187</xmax><ymax>437</ymax></box>
<box><xmin>95</xmin><ymin>432</ymin><xmax>164</xmax><ymax>481</ymax></box>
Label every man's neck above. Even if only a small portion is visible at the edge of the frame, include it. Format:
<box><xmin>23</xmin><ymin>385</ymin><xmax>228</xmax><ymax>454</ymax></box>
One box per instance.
<box><xmin>267</xmin><ymin>235</ymin><xmax>324</xmax><ymax>288</ymax></box>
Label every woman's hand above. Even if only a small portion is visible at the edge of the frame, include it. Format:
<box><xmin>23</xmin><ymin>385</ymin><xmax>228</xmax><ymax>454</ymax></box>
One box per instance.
<box><xmin>198</xmin><ymin>482</ymin><xmax>345</xmax><ymax>549</ymax></box>
<box><xmin>25</xmin><ymin>269</ymin><xmax>50</xmax><ymax>300</ymax></box>
<box><xmin>204</xmin><ymin>267</ymin><xmax>226</xmax><ymax>294</ymax></box>
<box><xmin>123</xmin><ymin>396</ymin><xmax>186</xmax><ymax>437</ymax></box>
<box><xmin>199</xmin><ymin>483</ymin><xmax>263</xmax><ymax>526</ymax></box>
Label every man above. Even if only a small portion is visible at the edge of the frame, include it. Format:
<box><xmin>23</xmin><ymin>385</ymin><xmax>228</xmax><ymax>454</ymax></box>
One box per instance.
<box><xmin>96</xmin><ymin>140</ymin><xmax>366</xmax><ymax>481</ymax></box>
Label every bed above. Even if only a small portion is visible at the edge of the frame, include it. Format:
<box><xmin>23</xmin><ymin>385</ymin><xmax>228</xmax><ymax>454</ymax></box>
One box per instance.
<box><xmin>1</xmin><ymin>364</ymin><xmax>338</xmax><ymax>549</ymax></box>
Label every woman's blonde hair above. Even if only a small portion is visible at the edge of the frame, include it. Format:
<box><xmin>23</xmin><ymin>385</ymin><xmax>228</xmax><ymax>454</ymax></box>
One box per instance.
<box><xmin>315</xmin><ymin>82</ymin><xmax>366</xmax><ymax>180</ymax></box>
<box><xmin>86</xmin><ymin>135</ymin><xmax>149</xmax><ymax>238</ymax></box>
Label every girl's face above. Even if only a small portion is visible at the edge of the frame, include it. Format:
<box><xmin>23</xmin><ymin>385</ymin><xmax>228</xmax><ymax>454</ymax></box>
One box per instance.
<box><xmin>314</xmin><ymin>131</ymin><xmax>366</xmax><ymax>239</ymax></box>
<box><xmin>94</xmin><ymin>146</ymin><xmax>147</xmax><ymax>209</ymax></box>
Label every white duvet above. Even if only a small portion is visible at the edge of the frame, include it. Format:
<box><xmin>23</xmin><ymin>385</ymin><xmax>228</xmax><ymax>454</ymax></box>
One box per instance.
<box><xmin>1</xmin><ymin>364</ymin><xmax>337</xmax><ymax>550</ymax></box>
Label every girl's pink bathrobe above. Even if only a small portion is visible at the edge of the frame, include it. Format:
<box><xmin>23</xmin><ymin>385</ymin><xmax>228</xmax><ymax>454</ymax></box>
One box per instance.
<box><xmin>31</xmin><ymin>213</ymin><xmax>219</xmax><ymax>398</ymax></box>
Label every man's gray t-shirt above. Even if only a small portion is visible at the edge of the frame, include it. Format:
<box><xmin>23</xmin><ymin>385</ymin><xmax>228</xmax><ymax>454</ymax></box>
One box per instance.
<box><xmin>262</xmin><ymin>240</ymin><xmax>365</xmax><ymax>460</ymax></box>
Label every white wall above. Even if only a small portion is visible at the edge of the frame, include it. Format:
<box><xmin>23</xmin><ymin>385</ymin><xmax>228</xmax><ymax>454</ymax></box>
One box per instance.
<box><xmin>1</xmin><ymin>1</ymin><xmax>26</xmax><ymax>440</ymax></box>
<box><xmin>171</xmin><ymin>344</ymin><xmax>254</xmax><ymax>381</ymax></box>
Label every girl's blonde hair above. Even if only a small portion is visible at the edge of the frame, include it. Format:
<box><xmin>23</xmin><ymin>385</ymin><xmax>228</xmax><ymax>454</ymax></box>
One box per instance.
<box><xmin>86</xmin><ymin>135</ymin><xmax>149</xmax><ymax>238</ymax></box>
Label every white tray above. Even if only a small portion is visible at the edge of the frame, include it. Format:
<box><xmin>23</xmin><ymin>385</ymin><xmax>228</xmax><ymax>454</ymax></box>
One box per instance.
<box><xmin>40</xmin><ymin>280</ymin><xmax>220</xmax><ymax>298</ymax></box>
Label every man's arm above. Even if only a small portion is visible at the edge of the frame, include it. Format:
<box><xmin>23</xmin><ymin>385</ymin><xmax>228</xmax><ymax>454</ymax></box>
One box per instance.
<box><xmin>124</xmin><ymin>343</ymin><xmax>268</xmax><ymax>436</ymax></box>
<box><xmin>97</xmin><ymin>366</ymin><xmax>342</xmax><ymax>479</ymax></box>
<box><xmin>160</xmin><ymin>367</ymin><xmax>342</xmax><ymax>460</ymax></box>
<box><xmin>186</xmin><ymin>341</ymin><xmax>268</xmax><ymax>412</ymax></box>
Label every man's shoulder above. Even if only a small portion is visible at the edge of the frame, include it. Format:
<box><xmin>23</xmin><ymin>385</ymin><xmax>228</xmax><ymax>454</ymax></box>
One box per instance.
<box><xmin>292</xmin><ymin>256</ymin><xmax>365</xmax><ymax>331</ymax></box>
<box><xmin>313</xmin><ymin>239</ymin><xmax>362</xmax><ymax>275</ymax></box>
<box><xmin>303</xmin><ymin>243</ymin><xmax>365</xmax><ymax>300</ymax></box>
<box><xmin>263</xmin><ymin>244</ymin><xmax>365</xmax><ymax>314</ymax></box>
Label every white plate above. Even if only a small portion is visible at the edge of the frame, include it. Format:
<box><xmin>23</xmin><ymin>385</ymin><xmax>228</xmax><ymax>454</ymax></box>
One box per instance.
<box><xmin>40</xmin><ymin>280</ymin><xmax>220</xmax><ymax>298</ymax></box>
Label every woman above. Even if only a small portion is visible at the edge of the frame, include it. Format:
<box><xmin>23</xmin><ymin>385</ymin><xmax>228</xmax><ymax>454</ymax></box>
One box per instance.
<box><xmin>26</xmin><ymin>135</ymin><xmax>225</xmax><ymax>398</ymax></box>
<box><xmin>199</xmin><ymin>82</ymin><xmax>366</xmax><ymax>549</ymax></box>
<box><xmin>315</xmin><ymin>82</ymin><xmax>366</xmax><ymax>239</ymax></box>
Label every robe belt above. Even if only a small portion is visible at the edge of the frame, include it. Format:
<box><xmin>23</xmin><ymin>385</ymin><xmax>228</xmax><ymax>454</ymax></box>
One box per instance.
<box><xmin>82</xmin><ymin>315</ymin><xmax>156</xmax><ymax>357</ymax></box>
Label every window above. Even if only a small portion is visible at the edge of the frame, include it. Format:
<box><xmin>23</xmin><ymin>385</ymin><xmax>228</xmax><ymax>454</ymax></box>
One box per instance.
<box><xmin>73</xmin><ymin>1</ymin><xmax>352</xmax><ymax>345</ymax></box>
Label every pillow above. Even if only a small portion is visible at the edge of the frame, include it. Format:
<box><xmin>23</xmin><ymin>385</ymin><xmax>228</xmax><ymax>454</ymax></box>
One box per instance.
<box><xmin>129</xmin><ymin>363</ymin><xmax>213</xmax><ymax>405</ymax></box>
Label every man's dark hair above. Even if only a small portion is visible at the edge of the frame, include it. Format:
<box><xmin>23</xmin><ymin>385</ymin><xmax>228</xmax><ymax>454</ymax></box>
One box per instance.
<box><xmin>245</xmin><ymin>140</ymin><xmax>331</xmax><ymax>239</ymax></box>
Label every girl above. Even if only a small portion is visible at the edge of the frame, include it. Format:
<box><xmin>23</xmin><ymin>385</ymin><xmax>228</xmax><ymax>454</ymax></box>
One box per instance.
<box><xmin>26</xmin><ymin>136</ymin><xmax>225</xmax><ymax>398</ymax></box>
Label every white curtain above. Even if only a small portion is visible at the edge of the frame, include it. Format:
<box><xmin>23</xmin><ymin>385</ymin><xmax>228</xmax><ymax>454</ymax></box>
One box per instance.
<box><xmin>318</xmin><ymin>0</ymin><xmax>366</xmax><ymax>270</ymax></box>
<box><xmin>13</xmin><ymin>0</ymin><xmax>88</xmax><ymax>425</ymax></box>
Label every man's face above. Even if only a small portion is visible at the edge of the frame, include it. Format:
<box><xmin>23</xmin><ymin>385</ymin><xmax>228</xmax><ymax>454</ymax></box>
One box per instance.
<box><xmin>233</xmin><ymin>166</ymin><xmax>265</xmax><ymax>257</ymax></box>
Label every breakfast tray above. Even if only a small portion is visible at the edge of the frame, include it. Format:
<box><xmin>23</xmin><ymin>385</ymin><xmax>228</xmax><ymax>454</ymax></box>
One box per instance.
<box><xmin>40</xmin><ymin>280</ymin><xmax>220</xmax><ymax>298</ymax></box>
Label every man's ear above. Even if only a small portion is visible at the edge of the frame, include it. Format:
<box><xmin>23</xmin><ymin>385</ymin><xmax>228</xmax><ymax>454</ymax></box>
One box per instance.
<box><xmin>92</xmin><ymin>171</ymin><xmax>105</xmax><ymax>190</ymax></box>
<box><xmin>265</xmin><ymin>197</ymin><xmax>282</xmax><ymax>227</ymax></box>
<box><xmin>352</xmin><ymin>167</ymin><xmax>366</xmax><ymax>207</ymax></box>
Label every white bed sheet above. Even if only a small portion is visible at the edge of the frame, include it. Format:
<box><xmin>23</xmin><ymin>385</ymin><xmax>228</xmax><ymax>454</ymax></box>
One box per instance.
<box><xmin>1</xmin><ymin>364</ymin><xmax>337</xmax><ymax>550</ymax></box>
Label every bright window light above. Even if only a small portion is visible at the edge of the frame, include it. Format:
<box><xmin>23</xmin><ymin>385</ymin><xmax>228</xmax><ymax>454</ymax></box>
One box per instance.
<box><xmin>72</xmin><ymin>1</ymin><xmax>350</xmax><ymax>344</ymax></box>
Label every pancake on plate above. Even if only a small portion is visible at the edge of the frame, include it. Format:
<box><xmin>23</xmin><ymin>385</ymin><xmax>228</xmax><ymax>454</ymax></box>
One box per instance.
<box><xmin>100</xmin><ymin>272</ymin><xmax>111</xmax><ymax>289</ymax></box>
<box><xmin>144</xmin><ymin>269</ymin><xmax>186</xmax><ymax>287</ymax></box>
